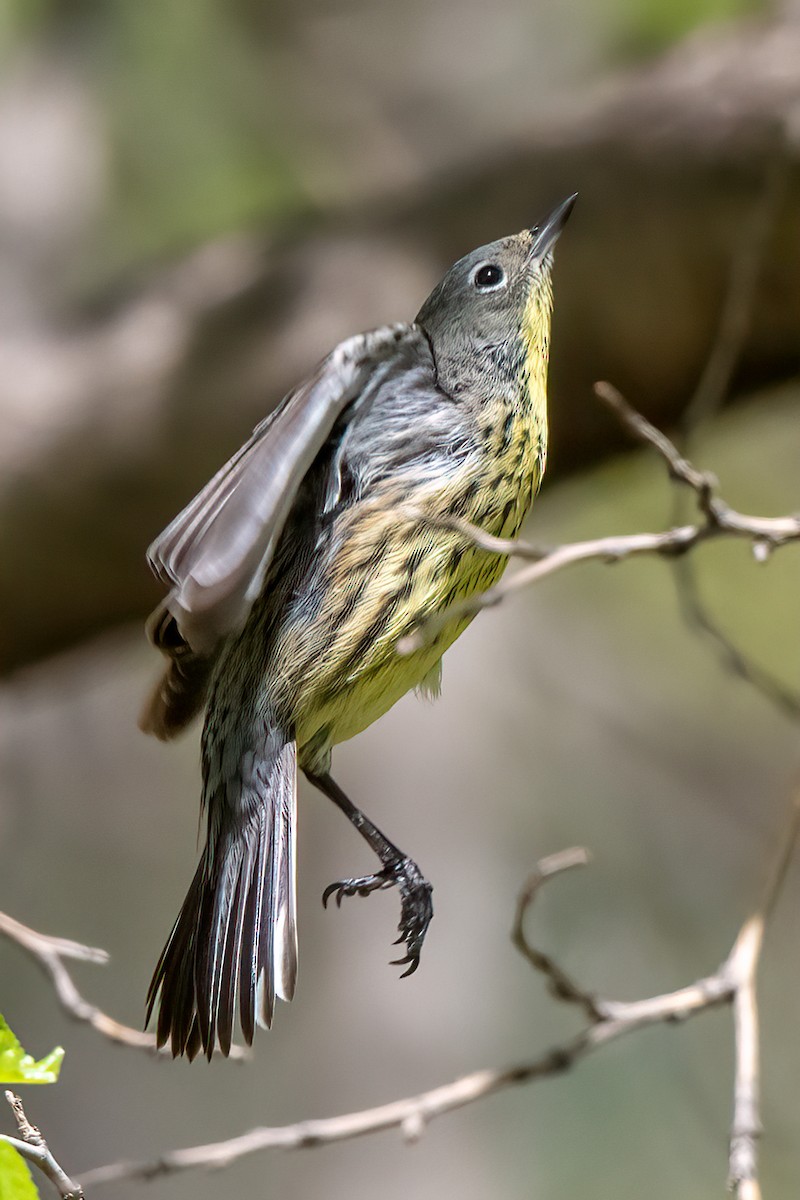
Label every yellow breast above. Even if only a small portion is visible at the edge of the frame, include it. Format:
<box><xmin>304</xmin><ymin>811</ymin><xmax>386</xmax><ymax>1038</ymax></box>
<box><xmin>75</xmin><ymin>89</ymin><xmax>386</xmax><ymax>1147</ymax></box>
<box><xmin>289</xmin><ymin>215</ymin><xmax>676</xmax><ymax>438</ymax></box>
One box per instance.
<box><xmin>289</xmin><ymin>385</ymin><xmax>547</xmax><ymax>760</ymax></box>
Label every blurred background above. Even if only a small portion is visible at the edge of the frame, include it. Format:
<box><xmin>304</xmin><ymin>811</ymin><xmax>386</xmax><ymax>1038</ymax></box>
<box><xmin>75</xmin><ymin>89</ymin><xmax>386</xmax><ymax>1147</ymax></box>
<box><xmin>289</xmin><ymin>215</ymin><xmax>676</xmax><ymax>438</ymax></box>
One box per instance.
<box><xmin>1</xmin><ymin>1</ymin><xmax>799</xmax><ymax>1198</ymax></box>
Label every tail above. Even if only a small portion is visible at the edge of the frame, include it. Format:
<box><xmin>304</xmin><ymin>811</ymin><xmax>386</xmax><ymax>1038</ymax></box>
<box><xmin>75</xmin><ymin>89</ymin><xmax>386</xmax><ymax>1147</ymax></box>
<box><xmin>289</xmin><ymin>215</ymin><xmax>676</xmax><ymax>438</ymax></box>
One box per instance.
<box><xmin>146</xmin><ymin>736</ymin><xmax>298</xmax><ymax>1060</ymax></box>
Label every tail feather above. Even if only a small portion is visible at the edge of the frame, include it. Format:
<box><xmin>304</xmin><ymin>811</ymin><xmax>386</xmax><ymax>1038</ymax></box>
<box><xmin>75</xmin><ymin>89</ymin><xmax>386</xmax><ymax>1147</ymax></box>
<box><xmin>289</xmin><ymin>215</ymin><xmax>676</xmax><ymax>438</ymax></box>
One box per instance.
<box><xmin>238</xmin><ymin>810</ymin><xmax>270</xmax><ymax>1044</ymax></box>
<box><xmin>146</xmin><ymin>739</ymin><xmax>298</xmax><ymax>1059</ymax></box>
<box><xmin>145</xmin><ymin>863</ymin><xmax>202</xmax><ymax>1053</ymax></box>
<box><xmin>273</xmin><ymin>783</ymin><xmax>298</xmax><ymax>1003</ymax></box>
<box><xmin>193</xmin><ymin>845</ymin><xmax>234</xmax><ymax>1056</ymax></box>
<box><xmin>216</xmin><ymin>852</ymin><xmax>249</xmax><ymax>1057</ymax></box>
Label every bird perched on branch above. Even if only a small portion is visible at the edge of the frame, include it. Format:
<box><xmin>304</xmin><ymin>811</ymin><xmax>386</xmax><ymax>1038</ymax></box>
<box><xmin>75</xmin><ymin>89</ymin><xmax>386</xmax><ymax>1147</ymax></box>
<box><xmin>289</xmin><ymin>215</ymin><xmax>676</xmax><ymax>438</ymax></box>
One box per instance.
<box><xmin>141</xmin><ymin>194</ymin><xmax>576</xmax><ymax>1059</ymax></box>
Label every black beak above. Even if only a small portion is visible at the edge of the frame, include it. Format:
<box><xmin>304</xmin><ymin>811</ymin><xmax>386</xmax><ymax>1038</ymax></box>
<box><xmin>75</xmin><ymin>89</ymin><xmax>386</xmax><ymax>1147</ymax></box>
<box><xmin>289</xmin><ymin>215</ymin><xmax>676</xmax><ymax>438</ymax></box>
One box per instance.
<box><xmin>531</xmin><ymin>193</ymin><xmax>577</xmax><ymax>258</ymax></box>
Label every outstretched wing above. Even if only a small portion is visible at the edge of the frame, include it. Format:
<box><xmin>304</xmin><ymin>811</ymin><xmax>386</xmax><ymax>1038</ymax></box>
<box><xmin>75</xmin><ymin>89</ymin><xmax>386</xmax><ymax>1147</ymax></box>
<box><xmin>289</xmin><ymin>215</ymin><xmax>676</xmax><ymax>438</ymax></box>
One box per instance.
<box><xmin>148</xmin><ymin>324</ymin><xmax>417</xmax><ymax>653</ymax></box>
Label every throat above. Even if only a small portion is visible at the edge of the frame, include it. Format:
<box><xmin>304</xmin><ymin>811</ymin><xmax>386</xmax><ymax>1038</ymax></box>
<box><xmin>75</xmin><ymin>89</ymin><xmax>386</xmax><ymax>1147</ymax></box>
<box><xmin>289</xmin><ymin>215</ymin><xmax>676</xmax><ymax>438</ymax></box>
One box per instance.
<box><xmin>519</xmin><ymin>287</ymin><xmax>552</xmax><ymax>458</ymax></box>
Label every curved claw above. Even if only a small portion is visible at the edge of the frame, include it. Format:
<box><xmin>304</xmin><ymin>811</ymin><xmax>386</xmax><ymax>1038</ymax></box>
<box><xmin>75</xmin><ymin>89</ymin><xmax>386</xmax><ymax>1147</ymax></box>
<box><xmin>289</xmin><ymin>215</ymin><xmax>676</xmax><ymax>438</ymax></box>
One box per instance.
<box><xmin>391</xmin><ymin>859</ymin><xmax>433</xmax><ymax>976</ymax></box>
<box><xmin>329</xmin><ymin>887</ymin><xmax>345</xmax><ymax>908</ymax></box>
<box><xmin>390</xmin><ymin>950</ymin><xmax>420</xmax><ymax>973</ymax></box>
<box><xmin>323</xmin><ymin>856</ymin><xmax>434</xmax><ymax>976</ymax></box>
<box><xmin>322</xmin><ymin>871</ymin><xmax>389</xmax><ymax>911</ymax></box>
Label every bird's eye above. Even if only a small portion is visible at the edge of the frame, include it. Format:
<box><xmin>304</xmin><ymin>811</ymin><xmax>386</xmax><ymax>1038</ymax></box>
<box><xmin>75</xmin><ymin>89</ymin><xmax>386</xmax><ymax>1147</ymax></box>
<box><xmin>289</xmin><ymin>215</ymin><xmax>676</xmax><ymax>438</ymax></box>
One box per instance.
<box><xmin>472</xmin><ymin>263</ymin><xmax>506</xmax><ymax>291</ymax></box>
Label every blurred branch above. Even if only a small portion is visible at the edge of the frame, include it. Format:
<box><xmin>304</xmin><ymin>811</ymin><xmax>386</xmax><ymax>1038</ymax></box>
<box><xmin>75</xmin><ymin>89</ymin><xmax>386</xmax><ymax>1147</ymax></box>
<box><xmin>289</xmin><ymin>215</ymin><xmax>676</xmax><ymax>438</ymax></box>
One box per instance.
<box><xmin>0</xmin><ymin>911</ymin><xmax>248</xmax><ymax>1061</ymax></box>
<box><xmin>4</xmin><ymin>13</ymin><xmax>800</xmax><ymax>672</ymax></box>
<box><xmin>681</xmin><ymin>135</ymin><xmax>789</xmax><ymax>438</ymax></box>
<box><xmin>1</xmin><ymin>1091</ymin><xmax>84</xmax><ymax>1200</ymax></box>
<box><xmin>724</xmin><ymin>794</ymin><xmax>800</xmax><ymax>1196</ymax></box>
<box><xmin>79</xmin><ymin>797</ymin><xmax>798</xmax><ymax>1193</ymax></box>
<box><xmin>672</xmin><ymin>566</ymin><xmax>800</xmax><ymax>718</ymax></box>
<box><xmin>510</xmin><ymin>847</ymin><xmax>601</xmax><ymax>1022</ymax></box>
<box><xmin>670</xmin><ymin>133</ymin><xmax>800</xmax><ymax>720</ymax></box>
<box><xmin>400</xmin><ymin>382</ymin><xmax>800</xmax><ymax>655</ymax></box>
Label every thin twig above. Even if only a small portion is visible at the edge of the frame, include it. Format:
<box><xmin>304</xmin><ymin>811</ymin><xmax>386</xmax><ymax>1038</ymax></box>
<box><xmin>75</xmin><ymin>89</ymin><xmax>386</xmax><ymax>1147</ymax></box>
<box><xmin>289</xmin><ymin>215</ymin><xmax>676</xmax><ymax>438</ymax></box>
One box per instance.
<box><xmin>0</xmin><ymin>911</ymin><xmax>249</xmax><ymax>1061</ymax></box>
<box><xmin>511</xmin><ymin>847</ymin><xmax>601</xmax><ymax>1022</ymax></box>
<box><xmin>725</xmin><ymin>794</ymin><xmax>800</xmax><ymax>1198</ymax></box>
<box><xmin>612</xmin><ymin>371</ymin><xmax>800</xmax><ymax>716</ymax></box>
<box><xmin>755</xmin><ymin>790</ymin><xmax>800</xmax><ymax>922</ymax></box>
<box><xmin>398</xmin><ymin>384</ymin><xmax>800</xmax><ymax>655</ymax></box>
<box><xmin>78</xmin><ymin>978</ymin><xmax>731</xmax><ymax>1186</ymax></box>
<box><xmin>596</xmin><ymin>383</ymin><xmax>716</xmax><ymax>502</ymax></box>
<box><xmin>673</xmin><ymin>574</ymin><xmax>800</xmax><ymax>719</ymax></box>
<box><xmin>682</xmin><ymin>141</ymin><xmax>788</xmax><ymax>437</ymax></box>
<box><xmin>727</xmin><ymin>917</ymin><xmax>764</xmax><ymax>1200</ymax></box>
<box><xmin>79</xmin><ymin>798</ymin><xmax>798</xmax><ymax>1192</ymax></box>
<box><xmin>672</xmin><ymin>142</ymin><xmax>800</xmax><ymax>720</ymax></box>
<box><xmin>1</xmin><ymin>1092</ymin><xmax>84</xmax><ymax>1200</ymax></box>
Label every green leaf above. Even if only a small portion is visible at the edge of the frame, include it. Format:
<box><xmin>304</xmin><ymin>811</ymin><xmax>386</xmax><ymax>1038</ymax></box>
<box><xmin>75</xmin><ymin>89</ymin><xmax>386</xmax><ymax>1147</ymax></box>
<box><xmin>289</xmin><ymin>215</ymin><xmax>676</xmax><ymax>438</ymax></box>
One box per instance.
<box><xmin>0</xmin><ymin>1142</ymin><xmax>40</xmax><ymax>1200</ymax></box>
<box><xmin>0</xmin><ymin>1018</ymin><xmax>63</xmax><ymax>1085</ymax></box>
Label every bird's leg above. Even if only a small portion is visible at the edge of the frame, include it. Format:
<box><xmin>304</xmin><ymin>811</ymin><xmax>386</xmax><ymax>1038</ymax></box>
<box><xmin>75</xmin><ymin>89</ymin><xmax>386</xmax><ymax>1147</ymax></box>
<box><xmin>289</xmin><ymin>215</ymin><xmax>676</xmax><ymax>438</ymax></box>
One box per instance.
<box><xmin>304</xmin><ymin>770</ymin><xmax>433</xmax><ymax>975</ymax></box>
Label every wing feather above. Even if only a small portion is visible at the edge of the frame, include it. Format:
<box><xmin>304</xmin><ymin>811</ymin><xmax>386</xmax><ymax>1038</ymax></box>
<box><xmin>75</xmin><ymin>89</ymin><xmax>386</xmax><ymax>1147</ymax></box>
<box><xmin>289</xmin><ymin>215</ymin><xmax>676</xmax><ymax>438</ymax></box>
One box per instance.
<box><xmin>148</xmin><ymin>324</ymin><xmax>416</xmax><ymax>652</ymax></box>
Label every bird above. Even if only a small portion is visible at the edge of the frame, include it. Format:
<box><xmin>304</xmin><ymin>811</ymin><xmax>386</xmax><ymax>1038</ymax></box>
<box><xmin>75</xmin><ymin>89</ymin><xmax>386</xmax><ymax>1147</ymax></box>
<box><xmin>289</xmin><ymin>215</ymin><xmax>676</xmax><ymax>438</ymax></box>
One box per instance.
<box><xmin>141</xmin><ymin>194</ymin><xmax>576</xmax><ymax>1059</ymax></box>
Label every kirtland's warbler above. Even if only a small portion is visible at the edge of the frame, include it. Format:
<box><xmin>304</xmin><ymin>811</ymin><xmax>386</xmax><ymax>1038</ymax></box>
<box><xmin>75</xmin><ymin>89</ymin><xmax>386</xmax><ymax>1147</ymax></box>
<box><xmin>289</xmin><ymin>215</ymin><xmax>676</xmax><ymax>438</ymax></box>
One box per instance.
<box><xmin>142</xmin><ymin>194</ymin><xmax>575</xmax><ymax>1059</ymax></box>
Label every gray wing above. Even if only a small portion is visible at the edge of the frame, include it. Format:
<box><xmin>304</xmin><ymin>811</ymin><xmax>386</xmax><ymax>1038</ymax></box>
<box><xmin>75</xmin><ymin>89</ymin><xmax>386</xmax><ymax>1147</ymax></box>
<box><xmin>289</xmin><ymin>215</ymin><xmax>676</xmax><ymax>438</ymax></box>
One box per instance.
<box><xmin>147</xmin><ymin>324</ymin><xmax>419</xmax><ymax>653</ymax></box>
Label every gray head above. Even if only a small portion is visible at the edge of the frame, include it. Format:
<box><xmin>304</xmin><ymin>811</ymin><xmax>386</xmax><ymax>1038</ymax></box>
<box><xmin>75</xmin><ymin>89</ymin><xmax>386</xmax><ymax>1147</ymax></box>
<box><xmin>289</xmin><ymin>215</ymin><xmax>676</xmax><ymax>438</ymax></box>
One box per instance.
<box><xmin>415</xmin><ymin>194</ymin><xmax>576</xmax><ymax>397</ymax></box>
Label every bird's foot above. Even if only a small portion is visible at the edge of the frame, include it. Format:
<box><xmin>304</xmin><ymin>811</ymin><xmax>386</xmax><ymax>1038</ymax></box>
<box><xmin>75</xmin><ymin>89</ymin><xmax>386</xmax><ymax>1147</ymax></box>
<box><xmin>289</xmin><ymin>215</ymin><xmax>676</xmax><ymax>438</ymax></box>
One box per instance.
<box><xmin>388</xmin><ymin>857</ymin><xmax>434</xmax><ymax>976</ymax></box>
<box><xmin>322</xmin><ymin>871</ymin><xmax>393</xmax><ymax>906</ymax></box>
<box><xmin>322</xmin><ymin>856</ymin><xmax>434</xmax><ymax>977</ymax></box>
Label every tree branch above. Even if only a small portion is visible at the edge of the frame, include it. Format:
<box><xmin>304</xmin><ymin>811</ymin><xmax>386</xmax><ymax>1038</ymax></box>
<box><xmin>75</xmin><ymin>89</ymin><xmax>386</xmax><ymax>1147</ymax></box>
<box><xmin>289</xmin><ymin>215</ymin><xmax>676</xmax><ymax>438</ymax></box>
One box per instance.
<box><xmin>78</xmin><ymin>792</ymin><xmax>799</xmax><ymax>1193</ymax></box>
<box><xmin>510</xmin><ymin>847</ymin><xmax>601</xmax><ymax>1023</ymax></box>
<box><xmin>1</xmin><ymin>1092</ymin><xmax>84</xmax><ymax>1200</ymax></box>
<box><xmin>0</xmin><ymin>911</ymin><xmax>249</xmax><ymax>1061</ymax></box>
<box><xmin>4</xmin><ymin>13</ymin><xmax>800</xmax><ymax>673</ymax></box>
<box><xmin>726</xmin><ymin>792</ymin><xmax>800</xmax><ymax>1197</ymax></box>
<box><xmin>670</xmin><ymin>136</ymin><xmax>800</xmax><ymax>720</ymax></box>
<box><xmin>681</xmin><ymin>133</ymin><xmax>790</xmax><ymax>438</ymax></box>
<box><xmin>398</xmin><ymin>383</ymin><xmax>800</xmax><ymax>656</ymax></box>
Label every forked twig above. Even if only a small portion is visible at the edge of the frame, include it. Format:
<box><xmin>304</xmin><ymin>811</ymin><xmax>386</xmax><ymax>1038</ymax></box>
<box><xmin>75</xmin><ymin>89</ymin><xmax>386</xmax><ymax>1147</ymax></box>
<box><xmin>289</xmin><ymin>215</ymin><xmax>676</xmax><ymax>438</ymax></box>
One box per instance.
<box><xmin>664</xmin><ymin>141</ymin><xmax>800</xmax><ymax>719</ymax></box>
<box><xmin>510</xmin><ymin>847</ymin><xmax>600</xmax><ymax>1022</ymax></box>
<box><xmin>1</xmin><ymin>1092</ymin><xmax>84</xmax><ymax>1200</ymax></box>
<box><xmin>0</xmin><ymin>912</ymin><xmax>248</xmax><ymax>1061</ymax></box>
<box><xmin>78</xmin><ymin>792</ymin><xmax>799</xmax><ymax>1195</ymax></box>
<box><xmin>398</xmin><ymin>384</ymin><xmax>800</xmax><ymax>655</ymax></box>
